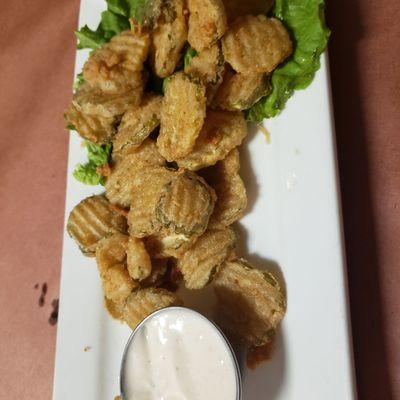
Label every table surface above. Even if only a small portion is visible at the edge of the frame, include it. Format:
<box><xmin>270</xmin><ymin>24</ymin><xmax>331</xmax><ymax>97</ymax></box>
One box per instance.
<box><xmin>0</xmin><ymin>1</ymin><xmax>399</xmax><ymax>399</ymax></box>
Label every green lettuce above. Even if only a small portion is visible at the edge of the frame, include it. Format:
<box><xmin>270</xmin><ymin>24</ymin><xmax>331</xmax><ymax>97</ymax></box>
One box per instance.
<box><xmin>247</xmin><ymin>0</ymin><xmax>330</xmax><ymax>122</ymax></box>
<box><xmin>183</xmin><ymin>47</ymin><xmax>198</xmax><ymax>69</ymax></box>
<box><xmin>75</xmin><ymin>0</ymin><xmax>161</xmax><ymax>50</ymax></box>
<box><xmin>73</xmin><ymin>141</ymin><xmax>112</xmax><ymax>186</ymax></box>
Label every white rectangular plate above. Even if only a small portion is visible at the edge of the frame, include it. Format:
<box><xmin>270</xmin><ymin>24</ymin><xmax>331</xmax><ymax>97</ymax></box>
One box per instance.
<box><xmin>53</xmin><ymin>1</ymin><xmax>357</xmax><ymax>399</ymax></box>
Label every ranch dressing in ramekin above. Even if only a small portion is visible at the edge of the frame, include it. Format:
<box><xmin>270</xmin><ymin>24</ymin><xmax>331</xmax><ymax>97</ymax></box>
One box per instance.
<box><xmin>120</xmin><ymin>307</ymin><xmax>241</xmax><ymax>400</ymax></box>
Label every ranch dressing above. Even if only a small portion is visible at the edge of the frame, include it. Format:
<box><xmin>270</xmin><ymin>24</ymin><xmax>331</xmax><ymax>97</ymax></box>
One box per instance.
<box><xmin>121</xmin><ymin>307</ymin><xmax>240</xmax><ymax>400</ymax></box>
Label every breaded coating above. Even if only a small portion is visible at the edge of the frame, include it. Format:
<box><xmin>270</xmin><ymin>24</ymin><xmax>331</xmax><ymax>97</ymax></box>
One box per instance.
<box><xmin>65</xmin><ymin>84</ymin><xmax>142</xmax><ymax>143</ymax></box>
<box><xmin>102</xmin><ymin>263</ymin><xmax>138</xmax><ymax>304</ymax></box>
<box><xmin>201</xmin><ymin>149</ymin><xmax>247</xmax><ymax>227</ymax></box>
<box><xmin>83</xmin><ymin>29</ymin><xmax>150</xmax><ymax>93</ymax></box>
<box><xmin>157</xmin><ymin>72</ymin><xmax>206</xmax><ymax>161</ymax></box>
<box><xmin>113</xmin><ymin>95</ymin><xmax>163</xmax><ymax>158</ymax></box>
<box><xmin>67</xmin><ymin>195</ymin><xmax>127</xmax><ymax>257</ymax></box>
<box><xmin>222</xmin><ymin>15</ymin><xmax>292</xmax><ymax>74</ymax></box>
<box><xmin>213</xmin><ymin>68</ymin><xmax>271</xmax><ymax>111</ymax></box>
<box><xmin>187</xmin><ymin>0</ymin><xmax>227</xmax><ymax>51</ymax></box>
<box><xmin>155</xmin><ymin>171</ymin><xmax>216</xmax><ymax>237</ymax></box>
<box><xmin>214</xmin><ymin>258</ymin><xmax>286</xmax><ymax>346</ymax></box>
<box><xmin>145</xmin><ymin>231</ymin><xmax>196</xmax><ymax>259</ymax></box>
<box><xmin>73</xmin><ymin>84</ymin><xmax>140</xmax><ymax>118</ymax></box>
<box><xmin>184</xmin><ymin>43</ymin><xmax>225</xmax><ymax>104</ymax></box>
<box><xmin>177</xmin><ymin>110</ymin><xmax>247</xmax><ymax>170</ymax></box>
<box><xmin>104</xmin><ymin>297</ymin><xmax>125</xmax><ymax>321</ymax></box>
<box><xmin>105</xmin><ymin>139</ymin><xmax>165</xmax><ymax>208</ymax></box>
<box><xmin>123</xmin><ymin>288</ymin><xmax>182</xmax><ymax>329</ymax></box>
<box><xmin>127</xmin><ymin>237</ymin><xmax>152</xmax><ymax>281</ymax></box>
<box><xmin>65</xmin><ymin>103</ymin><xmax>115</xmax><ymax>144</ymax></box>
<box><xmin>150</xmin><ymin>0</ymin><xmax>187</xmax><ymax>77</ymax></box>
<box><xmin>223</xmin><ymin>0</ymin><xmax>274</xmax><ymax>23</ymax></box>
<box><xmin>96</xmin><ymin>232</ymin><xmax>129</xmax><ymax>276</ymax></box>
<box><xmin>128</xmin><ymin>166</ymin><xmax>177</xmax><ymax>238</ymax></box>
<box><xmin>177</xmin><ymin>228</ymin><xmax>236</xmax><ymax>289</ymax></box>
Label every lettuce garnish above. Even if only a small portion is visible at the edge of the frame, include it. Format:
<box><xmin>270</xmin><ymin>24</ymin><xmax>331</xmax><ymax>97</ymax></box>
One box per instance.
<box><xmin>73</xmin><ymin>141</ymin><xmax>112</xmax><ymax>186</ymax></box>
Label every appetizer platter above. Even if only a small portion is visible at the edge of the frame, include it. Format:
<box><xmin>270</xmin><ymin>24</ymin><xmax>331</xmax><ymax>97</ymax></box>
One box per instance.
<box><xmin>54</xmin><ymin>0</ymin><xmax>357</xmax><ymax>398</ymax></box>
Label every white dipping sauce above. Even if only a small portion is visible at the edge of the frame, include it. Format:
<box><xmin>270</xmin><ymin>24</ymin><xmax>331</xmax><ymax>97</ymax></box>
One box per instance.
<box><xmin>121</xmin><ymin>307</ymin><xmax>239</xmax><ymax>400</ymax></box>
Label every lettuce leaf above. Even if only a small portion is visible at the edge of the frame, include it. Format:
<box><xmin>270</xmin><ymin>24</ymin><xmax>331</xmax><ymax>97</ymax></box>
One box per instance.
<box><xmin>75</xmin><ymin>0</ymin><xmax>162</xmax><ymax>50</ymax></box>
<box><xmin>183</xmin><ymin>47</ymin><xmax>198</xmax><ymax>69</ymax></box>
<box><xmin>73</xmin><ymin>141</ymin><xmax>112</xmax><ymax>186</ymax></box>
<box><xmin>247</xmin><ymin>0</ymin><xmax>330</xmax><ymax>122</ymax></box>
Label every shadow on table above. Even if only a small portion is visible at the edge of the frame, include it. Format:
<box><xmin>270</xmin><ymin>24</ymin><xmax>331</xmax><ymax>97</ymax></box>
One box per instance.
<box><xmin>327</xmin><ymin>2</ymin><xmax>394</xmax><ymax>399</ymax></box>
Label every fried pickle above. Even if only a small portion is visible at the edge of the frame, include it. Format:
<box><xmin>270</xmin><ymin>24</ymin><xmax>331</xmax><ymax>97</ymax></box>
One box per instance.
<box><xmin>157</xmin><ymin>72</ymin><xmax>206</xmax><ymax>161</ymax></box>
<box><xmin>65</xmin><ymin>103</ymin><xmax>115</xmax><ymax>144</ymax></box>
<box><xmin>222</xmin><ymin>15</ymin><xmax>292</xmax><ymax>74</ymax></box>
<box><xmin>113</xmin><ymin>95</ymin><xmax>163</xmax><ymax>158</ymax></box>
<box><xmin>150</xmin><ymin>0</ymin><xmax>187</xmax><ymax>77</ymax></box>
<box><xmin>213</xmin><ymin>68</ymin><xmax>271</xmax><ymax>111</ymax></box>
<box><xmin>96</xmin><ymin>232</ymin><xmax>129</xmax><ymax>276</ymax></box>
<box><xmin>155</xmin><ymin>171</ymin><xmax>216</xmax><ymax>237</ymax></box>
<box><xmin>127</xmin><ymin>237</ymin><xmax>152</xmax><ymax>281</ymax></box>
<box><xmin>145</xmin><ymin>231</ymin><xmax>196</xmax><ymax>259</ymax></box>
<box><xmin>104</xmin><ymin>297</ymin><xmax>125</xmax><ymax>321</ymax></box>
<box><xmin>128</xmin><ymin>166</ymin><xmax>177</xmax><ymax>238</ymax></box>
<box><xmin>67</xmin><ymin>195</ymin><xmax>127</xmax><ymax>257</ymax></box>
<box><xmin>83</xmin><ymin>29</ymin><xmax>150</xmax><ymax>94</ymax></box>
<box><xmin>177</xmin><ymin>110</ymin><xmax>247</xmax><ymax>170</ymax></box>
<box><xmin>105</xmin><ymin>139</ymin><xmax>165</xmax><ymax>208</ymax></box>
<box><xmin>201</xmin><ymin>149</ymin><xmax>247</xmax><ymax>227</ymax></box>
<box><xmin>187</xmin><ymin>0</ymin><xmax>227</xmax><ymax>51</ymax></box>
<box><xmin>214</xmin><ymin>258</ymin><xmax>286</xmax><ymax>346</ymax></box>
<box><xmin>177</xmin><ymin>227</ymin><xmax>236</xmax><ymax>289</ymax></box>
<box><xmin>184</xmin><ymin>43</ymin><xmax>225</xmax><ymax>104</ymax></box>
<box><xmin>123</xmin><ymin>288</ymin><xmax>182</xmax><ymax>329</ymax></box>
<box><xmin>102</xmin><ymin>263</ymin><xmax>138</xmax><ymax>304</ymax></box>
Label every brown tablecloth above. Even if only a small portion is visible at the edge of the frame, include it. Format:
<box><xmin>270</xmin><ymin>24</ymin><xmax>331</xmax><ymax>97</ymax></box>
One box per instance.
<box><xmin>0</xmin><ymin>1</ymin><xmax>398</xmax><ymax>399</ymax></box>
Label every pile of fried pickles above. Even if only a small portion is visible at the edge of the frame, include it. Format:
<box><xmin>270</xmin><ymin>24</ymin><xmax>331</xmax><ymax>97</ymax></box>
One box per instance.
<box><xmin>66</xmin><ymin>0</ymin><xmax>292</xmax><ymax>362</ymax></box>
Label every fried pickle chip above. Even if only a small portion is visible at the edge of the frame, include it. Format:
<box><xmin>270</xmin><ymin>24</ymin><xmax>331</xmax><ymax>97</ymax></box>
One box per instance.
<box><xmin>156</xmin><ymin>171</ymin><xmax>216</xmax><ymax>237</ymax></box>
<box><xmin>150</xmin><ymin>0</ymin><xmax>187</xmax><ymax>77</ymax></box>
<box><xmin>213</xmin><ymin>68</ymin><xmax>271</xmax><ymax>111</ymax></box>
<box><xmin>177</xmin><ymin>110</ymin><xmax>247</xmax><ymax>170</ymax></box>
<box><xmin>67</xmin><ymin>195</ymin><xmax>127</xmax><ymax>257</ymax></box>
<box><xmin>127</xmin><ymin>237</ymin><xmax>152</xmax><ymax>281</ymax></box>
<box><xmin>128</xmin><ymin>166</ymin><xmax>177</xmax><ymax>238</ymax></box>
<box><xmin>105</xmin><ymin>139</ymin><xmax>165</xmax><ymax>208</ymax></box>
<box><xmin>201</xmin><ymin>149</ymin><xmax>247</xmax><ymax>227</ymax></box>
<box><xmin>157</xmin><ymin>72</ymin><xmax>206</xmax><ymax>161</ymax></box>
<box><xmin>113</xmin><ymin>95</ymin><xmax>163</xmax><ymax>158</ymax></box>
<box><xmin>73</xmin><ymin>83</ymin><xmax>141</xmax><ymax>118</ymax></box>
<box><xmin>187</xmin><ymin>0</ymin><xmax>227</xmax><ymax>52</ymax></box>
<box><xmin>184</xmin><ymin>43</ymin><xmax>225</xmax><ymax>104</ymax></box>
<box><xmin>214</xmin><ymin>258</ymin><xmax>286</xmax><ymax>346</ymax></box>
<box><xmin>123</xmin><ymin>288</ymin><xmax>182</xmax><ymax>329</ymax></box>
<box><xmin>145</xmin><ymin>231</ymin><xmax>196</xmax><ymax>259</ymax></box>
<box><xmin>104</xmin><ymin>297</ymin><xmax>125</xmax><ymax>321</ymax></box>
<box><xmin>65</xmin><ymin>84</ymin><xmax>142</xmax><ymax>143</ymax></box>
<box><xmin>223</xmin><ymin>0</ymin><xmax>274</xmax><ymax>23</ymax></box>
<box><xmin>102</xmin><ymin>263</ymin><xmax>138</xmax><ymax>304</ymax></box>
<box><xmin>83</xmin><ymin>29</ymin><xmax>150</xmax><ymax>93</ymax></box>
<box><xmin>96</xmin><ymin>232</ymin><xmax>129</xmax><ymax>276</ymax></box>
<box><xmin>65</xmin><ymin>103</ymin><xmax>115</xmax><ymax>143</ymax></box>
<box><xmin>177</xmin><ymin>227</ymin><xmax>236</xmax><ymax>289</ymax></box>
<box><xmin>222</xmin><ymin>15</ymin><xmax>292</xmax><ymax>74</ymax></box>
